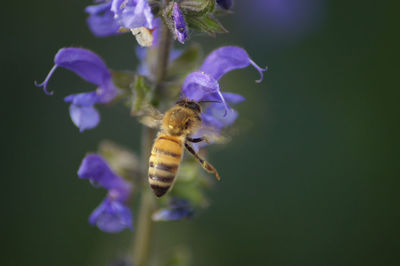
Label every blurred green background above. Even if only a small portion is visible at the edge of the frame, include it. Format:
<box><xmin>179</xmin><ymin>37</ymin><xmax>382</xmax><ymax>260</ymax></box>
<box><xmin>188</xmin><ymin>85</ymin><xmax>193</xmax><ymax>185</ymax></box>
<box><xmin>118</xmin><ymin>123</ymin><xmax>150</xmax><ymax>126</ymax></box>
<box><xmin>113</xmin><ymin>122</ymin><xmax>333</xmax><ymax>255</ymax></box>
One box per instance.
<box><xmin>3</xmin><ymin>0</ymin><xmax>399</xmax><ymax>265</ymax></box>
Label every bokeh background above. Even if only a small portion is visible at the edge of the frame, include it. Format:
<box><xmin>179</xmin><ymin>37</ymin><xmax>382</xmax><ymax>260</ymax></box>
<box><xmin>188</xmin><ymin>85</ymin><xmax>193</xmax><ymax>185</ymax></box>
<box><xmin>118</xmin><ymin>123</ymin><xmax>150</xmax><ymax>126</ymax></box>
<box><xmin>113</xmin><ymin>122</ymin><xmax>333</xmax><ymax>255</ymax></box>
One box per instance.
<box><xmin>3</xmin><ymin>0</ymin><xmax>399</xmax><ymax>265</ymax></box>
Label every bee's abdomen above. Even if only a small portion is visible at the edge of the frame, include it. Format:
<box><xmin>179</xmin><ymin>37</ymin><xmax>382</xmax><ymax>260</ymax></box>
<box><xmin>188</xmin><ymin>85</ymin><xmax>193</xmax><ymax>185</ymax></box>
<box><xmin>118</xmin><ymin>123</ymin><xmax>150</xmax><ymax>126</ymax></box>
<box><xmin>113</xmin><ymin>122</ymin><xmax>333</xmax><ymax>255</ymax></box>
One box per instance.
<box><xmin>149</xmin><ymin>136</ymin><xmax>183</xmax><ymax>197</ymax></box>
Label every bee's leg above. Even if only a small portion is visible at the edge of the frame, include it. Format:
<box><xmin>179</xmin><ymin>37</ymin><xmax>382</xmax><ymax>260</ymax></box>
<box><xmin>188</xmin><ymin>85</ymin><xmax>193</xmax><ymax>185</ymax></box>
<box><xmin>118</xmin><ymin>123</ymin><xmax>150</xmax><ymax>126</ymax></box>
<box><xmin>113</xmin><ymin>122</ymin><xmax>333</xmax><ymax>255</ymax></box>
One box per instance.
<box><xmin>187</xmin><ymin>136</ymin><xmax>209</xmax><ymax>143</ymax></box>
<box><xmin>184</xmin><ymin>142</ymin><xmax>220</xmax><ymax>180</ymax></box>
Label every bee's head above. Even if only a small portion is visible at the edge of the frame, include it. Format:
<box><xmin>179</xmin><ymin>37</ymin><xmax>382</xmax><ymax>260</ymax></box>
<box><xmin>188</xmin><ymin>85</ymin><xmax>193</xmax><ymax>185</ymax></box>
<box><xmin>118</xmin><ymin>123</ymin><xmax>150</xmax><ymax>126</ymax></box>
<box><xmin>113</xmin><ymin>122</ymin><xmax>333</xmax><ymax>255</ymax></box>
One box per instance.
<box><xmin>176</xmin><ymin>98</ymin><xmax>202</xmax><ymax>113</ymax></box>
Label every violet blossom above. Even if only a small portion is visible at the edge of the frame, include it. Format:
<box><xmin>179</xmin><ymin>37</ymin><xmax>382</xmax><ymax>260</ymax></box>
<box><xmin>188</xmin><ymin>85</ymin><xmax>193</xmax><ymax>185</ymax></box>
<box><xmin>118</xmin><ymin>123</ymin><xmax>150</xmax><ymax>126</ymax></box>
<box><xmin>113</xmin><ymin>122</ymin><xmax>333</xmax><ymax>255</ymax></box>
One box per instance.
<box><xmin>111</xmin><ymin>0</ymin><xmax>154</xmax><ymax>30</ymax></box>
<box><xmin>152</xmin><ymin>198</ymin><xmax>194</xmax><ymax>221</ymax></box>
<box><xmin>35</xmin><ymin>48</ymin><xmax>119</xmax><ymax>132</ymax></box>
<box><xmin>85</xmin><ymin>0</ymin><xmax>154</xmax><ymax>40</ymax></box>
<box><xmin>85</xmin><ymin>1</ymin><xmax>120</xmax><ymax>37</ymax></box>
<box><xmin>78</xmin><ymin>154</ymin><xmax>133</xmax><ymax>233</ymax></box>
<box><xmin>172</xmin><ymin>3</ymin><xmax>188</xmax><ymax>44</ymax></box>
<box><xmin>181</xmin><ymin>46</ymin><xmax>267</xmax><ymax>130</ymax></box>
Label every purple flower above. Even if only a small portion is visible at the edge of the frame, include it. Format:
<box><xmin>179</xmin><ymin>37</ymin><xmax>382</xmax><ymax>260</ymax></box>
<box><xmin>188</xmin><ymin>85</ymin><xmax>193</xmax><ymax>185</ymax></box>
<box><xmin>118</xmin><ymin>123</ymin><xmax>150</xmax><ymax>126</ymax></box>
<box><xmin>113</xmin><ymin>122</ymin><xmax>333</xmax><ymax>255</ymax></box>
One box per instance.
<box><xmin>35</xmin><ymin>48</ymin><xmax>119</xmax><ymax>132</ymax></box>
<box><xmin>85</xmin><ymin>1</ymin><xmax>120</xmax><ymax>37</ymax></box>
<box><xmin>172</xmin><ymin>3</ymin><xmax>188</xmax><ymax>44</ymax></box>
<box><xmin>89</xmin><ymin>196</ymin><xmax>133</xmax><ymax>233</ymax></box>
<box><xmin>181</xmin><ymin>46</ymin><xmax>267</xmax><ymax>128</ymax></box>
<box><xmin>152</xmin><ymin>198</ymin><xmax>194</xmax><ymax>221</ymax></box>
<box><xmin>78</xmin><ymin>154</ymin><xmax>133</xmax><ymax>233</ymax></box>
<box><xmin>111</xmin><ymin>0</ymin><xmax>154</xmax><ymax>29</ymax></box>
<box><xmin>201</xmin><ymin>92</ymin><xmax>245</xmax><ymax>129</ymax></box>
<box><xmin>216</xmin><ymin>0</ymin><xmax>233</xmax><ymax>10</ymax></box>
<box><xmin>84</xmin><ymin>0</ymin><xmax>155</xmax><ymax>42</ymax></box>
<box><xmin>78</xmin><ymin>154</ymin><xmax>131</xmax><ymax>201</ymax></box>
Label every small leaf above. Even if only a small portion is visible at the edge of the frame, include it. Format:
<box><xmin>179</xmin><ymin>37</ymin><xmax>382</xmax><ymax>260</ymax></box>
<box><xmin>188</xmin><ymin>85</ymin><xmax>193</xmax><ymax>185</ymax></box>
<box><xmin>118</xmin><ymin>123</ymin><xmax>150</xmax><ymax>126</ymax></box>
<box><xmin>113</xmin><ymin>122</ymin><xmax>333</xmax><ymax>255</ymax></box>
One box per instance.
<box><xmin>187</xmin><ymin>15</ymin><xmax>228</xmax><ymax>37</ymax></box>
<box><xmin>164</xmin><ymin>247</ymin><xmax>191</xmax><ymax>266</ymax></box>
<box><xmin>111</xmin><ymin>71</ymin><xmax>136</xmax><ymax>91</ymax></box>
<box><xmin>180</xmin><ymin>0</ymin><xmax>215</xmax><ymax>16</ymax></box>
<box><xmin>131</xmin><ymin>75</ymin><xmax>152</xmax><ymax>115</ymax></box>
<box><xmin>171</xmin><ymin>160</ymin><xmax>213</xmax><ymax>207</ymax></box>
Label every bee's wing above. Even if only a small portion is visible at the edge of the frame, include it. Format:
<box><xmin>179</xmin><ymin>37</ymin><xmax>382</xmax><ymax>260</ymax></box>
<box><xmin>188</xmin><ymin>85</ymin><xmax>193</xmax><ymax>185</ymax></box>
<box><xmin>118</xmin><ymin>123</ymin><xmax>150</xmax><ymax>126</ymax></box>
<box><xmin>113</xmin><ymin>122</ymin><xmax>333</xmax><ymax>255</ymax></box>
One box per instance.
<box><xmin>134</xmin><ymin>105</ymin><xmax>164</xmax><ymax>129</ymax></box>
<box><xmin>194</xmin><ymin>125</ymin><xmax>232</xmax><ymax>146</ymax></box>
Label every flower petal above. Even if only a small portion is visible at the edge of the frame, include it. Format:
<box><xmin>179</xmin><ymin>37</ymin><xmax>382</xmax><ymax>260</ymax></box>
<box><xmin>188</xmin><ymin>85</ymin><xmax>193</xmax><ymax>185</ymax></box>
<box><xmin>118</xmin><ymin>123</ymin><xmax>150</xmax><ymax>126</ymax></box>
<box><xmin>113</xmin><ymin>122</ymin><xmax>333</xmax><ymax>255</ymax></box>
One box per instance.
<box><xmin>85</xmin><ymin>2</ymin><xmax>120</xmax><ymax>37</ymax></box>
<box><xmin>182</xmin><ymin>71</ymin><xmax>228</xmax><ymax>114</ymax></box>
<box><xmin>64</xmin><ymin>91</ymin><xmax>99</xmax><ymax>106</ymax></box>
<box><xmin>54</xmin><ymin>48</ymin><xmax>112</xmax><ymax>87</ymax></box>
<box><xmin>150</xmin><ymin>17</ymin><xmax>162</xmax><ymax>47</ymax></box>
<box><xmin>205</xmin><ymin>104</ymin><xmax>239</xmax><ymax>128</ymax></box>
<box><xmin>77</xmin><ymin>154</ymin><xmax>132</xmax><ymax>201</ymax></box>
<box><xmin>96</xmin><ymin>79</ymin><xmax>120</xmax><ymax>104</ymax></box>
<box><xmin>111</xmin><ymin>0</ymin><xmax>154</xmax><ymax>29</ymax></box>
<box><xmin>89</xmin><ymin>197</ymin><xmax>133</xmax><ymax>233</ymax></box>
<box><xmin>222</xmin><ymin>92</ymin><xmax>245</xmax><ymax>104</ymax></box>
<box><xmin>69</xmin><ymin>104</ymin><xmax>100</xmax><ymax>132</ymax></box>
<box><xmin>200</xmin><ymin>46</ymin><xmax>267</xmax><ymax>82</ymax></box>
<box><xmin>35</xmin><ymin>48</ymin><xmax>118</xmax><ymax>103</ymax></box>
<box><xmin>172</xmin><ymin>3</ymin><xmax>188</xmax><ymax>44</ymax></box>
<box><xmin>152</xmin><ymin>199</ymin><xmax>194</xmax><ymax>221</ymax></box>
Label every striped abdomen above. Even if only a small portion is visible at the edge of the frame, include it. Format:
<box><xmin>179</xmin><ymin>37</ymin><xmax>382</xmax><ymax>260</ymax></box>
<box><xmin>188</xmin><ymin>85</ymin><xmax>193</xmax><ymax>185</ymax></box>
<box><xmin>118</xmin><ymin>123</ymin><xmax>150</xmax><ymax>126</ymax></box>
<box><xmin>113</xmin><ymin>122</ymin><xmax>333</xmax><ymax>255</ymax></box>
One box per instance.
<box><xmin>149</xmin><ymin>135</ymin><xmax>184</xmax><ymax>197</ymax></box>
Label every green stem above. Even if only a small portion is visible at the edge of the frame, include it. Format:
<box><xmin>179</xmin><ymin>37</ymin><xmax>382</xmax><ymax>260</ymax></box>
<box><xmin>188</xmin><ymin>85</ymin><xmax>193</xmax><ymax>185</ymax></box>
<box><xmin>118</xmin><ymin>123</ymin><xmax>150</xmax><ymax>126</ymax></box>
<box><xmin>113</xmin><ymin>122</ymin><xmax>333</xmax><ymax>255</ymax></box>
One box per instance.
<box><xmin>153</xmin><ymin>15</ymin><xmax>173</xmax><ymax>106</ymax></box>
<box><xmin>133</xmin><ymin>126</ymin><xmax>157</xmax><ymax>266</ymax></box>
<box><xmin>133</xmin><ymin>8</ymin><xmax>172</xmax><ymax>266</ymax></box>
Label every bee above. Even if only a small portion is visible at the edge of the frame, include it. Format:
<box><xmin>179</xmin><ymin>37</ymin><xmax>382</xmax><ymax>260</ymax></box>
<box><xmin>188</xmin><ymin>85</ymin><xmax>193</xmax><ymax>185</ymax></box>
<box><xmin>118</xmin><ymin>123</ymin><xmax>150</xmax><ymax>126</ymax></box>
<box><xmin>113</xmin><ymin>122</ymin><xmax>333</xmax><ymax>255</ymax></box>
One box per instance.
<box><xmin>148</xmin><ymin>98</ymin><xmax>220</xmax><ymax>197</ymax></box>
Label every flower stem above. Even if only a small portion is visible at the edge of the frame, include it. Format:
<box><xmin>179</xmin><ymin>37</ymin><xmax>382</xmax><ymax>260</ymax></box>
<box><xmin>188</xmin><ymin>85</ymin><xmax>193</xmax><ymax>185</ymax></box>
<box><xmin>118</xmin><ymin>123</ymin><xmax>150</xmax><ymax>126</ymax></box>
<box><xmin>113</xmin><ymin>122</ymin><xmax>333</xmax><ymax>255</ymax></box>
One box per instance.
<box><xmin>133</xmin><ymin>8</ymin><xmax>172</xmax><ymax>266</ymax></box>
<box><xmin>132</xmin><ymin>126</ymin><xmax>157</xmax><ymax>266</ymax></box>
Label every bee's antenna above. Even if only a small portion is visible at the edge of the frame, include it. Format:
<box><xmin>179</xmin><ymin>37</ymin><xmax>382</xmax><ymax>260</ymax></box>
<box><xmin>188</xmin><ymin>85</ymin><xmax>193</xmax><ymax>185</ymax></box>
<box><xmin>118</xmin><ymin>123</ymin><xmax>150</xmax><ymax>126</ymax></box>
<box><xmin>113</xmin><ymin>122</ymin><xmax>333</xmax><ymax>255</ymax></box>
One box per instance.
<box><xmin>199</xmin><ymin>100</ymin><xmax>222</xmax><ymax>104</ymax></box>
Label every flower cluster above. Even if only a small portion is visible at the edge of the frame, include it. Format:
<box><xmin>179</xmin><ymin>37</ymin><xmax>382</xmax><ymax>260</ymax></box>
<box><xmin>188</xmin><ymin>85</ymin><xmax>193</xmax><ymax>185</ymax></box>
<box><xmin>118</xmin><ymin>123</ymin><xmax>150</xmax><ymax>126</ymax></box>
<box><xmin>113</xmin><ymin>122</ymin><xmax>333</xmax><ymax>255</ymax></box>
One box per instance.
<box><xmin>86</xmin><ymin>0</ymin><xmax>154</xmax><ymax>37</ymax></box>
<box><xmin>85</xmin><ymin>0</ymin><xmax>234</xmax><ymax>45</ymax></box>
<box><xmin>36</xmin><ymin>0</ymin><xmax>266</xmax><ymax>236</ymax></box>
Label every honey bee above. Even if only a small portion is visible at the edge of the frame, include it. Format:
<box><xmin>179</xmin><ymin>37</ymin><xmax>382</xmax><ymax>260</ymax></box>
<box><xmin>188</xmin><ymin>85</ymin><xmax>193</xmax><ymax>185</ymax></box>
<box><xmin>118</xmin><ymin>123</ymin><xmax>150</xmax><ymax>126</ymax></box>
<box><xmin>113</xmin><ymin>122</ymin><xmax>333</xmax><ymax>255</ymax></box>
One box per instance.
<box><xmin>148</xmin><ymin>98</ymin><xmax>220</xmax><ymax>197</ymax></box>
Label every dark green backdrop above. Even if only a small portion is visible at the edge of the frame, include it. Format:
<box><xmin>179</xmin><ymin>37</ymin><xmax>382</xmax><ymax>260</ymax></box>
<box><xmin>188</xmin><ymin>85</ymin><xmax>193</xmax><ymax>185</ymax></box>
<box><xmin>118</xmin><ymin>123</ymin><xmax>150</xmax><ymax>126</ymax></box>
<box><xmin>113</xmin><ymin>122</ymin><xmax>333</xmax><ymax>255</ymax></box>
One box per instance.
<box><xmin>3</xmin><ymin>1</ymin><xmax>399</xmax><ymax>265</ymax></box>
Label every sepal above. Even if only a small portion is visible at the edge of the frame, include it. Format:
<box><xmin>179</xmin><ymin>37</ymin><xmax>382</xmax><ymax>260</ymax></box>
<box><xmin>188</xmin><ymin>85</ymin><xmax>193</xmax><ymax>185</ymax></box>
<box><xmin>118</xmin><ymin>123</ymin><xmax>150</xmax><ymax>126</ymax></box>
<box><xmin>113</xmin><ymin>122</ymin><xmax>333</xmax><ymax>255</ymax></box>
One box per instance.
<box><xmin>179</xmin><ymin>0</ymin><xmax>215</xmax><ymax>16</ymax></box>
<box><xmin>170</xmin><ymin>159</ymin><xmax>213</xmax><ymax>207</ymax></box>
<box><xmin>186</xmin><ymin>14</ymin><xmax>227</xmax><ymax>37</ymax></box>
<box><xmin>131</xmin><ymin>75</ymin><xmax>152</xmax><ymax>115</ymax></box>
<box><xmin>111</xmin><ymin>71</ymin><xmax>136</xmax><ymax>91</ymax></box>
